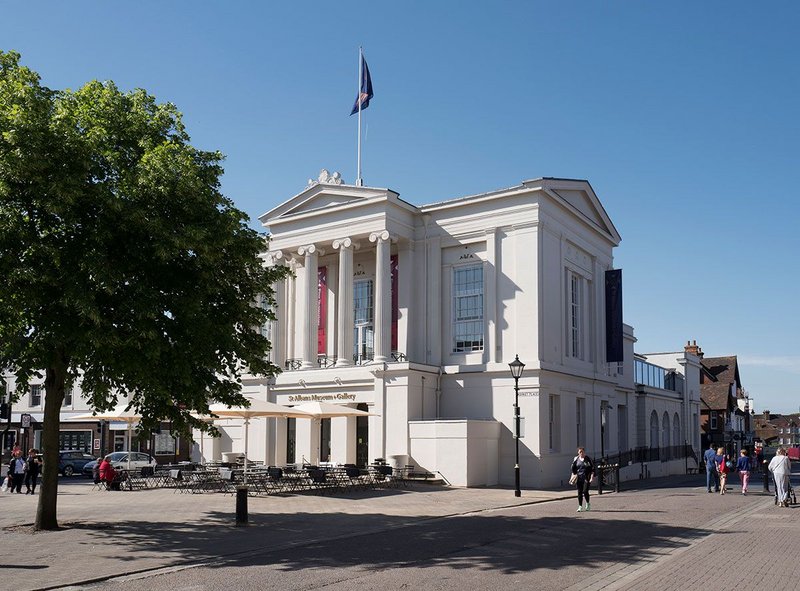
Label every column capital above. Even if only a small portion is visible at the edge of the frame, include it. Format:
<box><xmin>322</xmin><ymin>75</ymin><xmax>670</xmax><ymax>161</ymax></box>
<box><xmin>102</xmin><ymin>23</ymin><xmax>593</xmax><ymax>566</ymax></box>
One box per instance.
<box><xmin>298</xmin><ymin>244</ymin><xmax>325</xmax><ymax>257</ymax></box>
<box><xmin>369</xmin><ymin>230</ymin><xmax>391</xmax><ymax>243</ymax></box>
<box><xmin>332</xmin><ymin>237</ymin><xmax>360</xmax><ymax>250</ymax></box>
<box><xmin>265</xmin><ymin>250</ymin><xmax>284</xmax><ymax>265</ymax></box>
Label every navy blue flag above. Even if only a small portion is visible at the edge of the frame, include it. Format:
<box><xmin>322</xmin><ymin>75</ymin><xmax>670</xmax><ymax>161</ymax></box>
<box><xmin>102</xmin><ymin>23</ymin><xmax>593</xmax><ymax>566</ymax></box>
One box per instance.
<box><xmin>605</xmin><ymin>269</ymin><xmax>624</xmax><ymax>363</ymax></box>
<box><xmin>350</xmin><ymin>55</ymin><xmax>374</xmax><ymax>115</ymax></box>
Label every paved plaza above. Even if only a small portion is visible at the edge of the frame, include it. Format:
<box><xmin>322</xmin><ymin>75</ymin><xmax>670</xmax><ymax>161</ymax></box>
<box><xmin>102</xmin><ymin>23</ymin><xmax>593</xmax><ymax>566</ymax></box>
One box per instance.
<box><xmin>1</xmin><ymin>473</ymin><xmax>798</xmax><ymax>590</ymax></box>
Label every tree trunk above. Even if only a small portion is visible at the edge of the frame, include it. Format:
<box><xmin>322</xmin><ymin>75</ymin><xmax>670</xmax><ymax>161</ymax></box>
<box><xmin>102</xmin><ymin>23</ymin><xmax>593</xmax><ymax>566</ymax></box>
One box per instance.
<box><xmin>35</xmin><ymin>354</ymin><xmax>67</xmax><ymax>531</ymax></box>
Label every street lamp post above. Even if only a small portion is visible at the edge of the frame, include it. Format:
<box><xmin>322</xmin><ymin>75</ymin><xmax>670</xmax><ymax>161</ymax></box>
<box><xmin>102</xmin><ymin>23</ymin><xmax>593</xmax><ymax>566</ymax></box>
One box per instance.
<box><xmin>599</xmin><ymin>401</ymin><xmax>610</xmax><ymax>494</ymax></box>
<box><xmin>508</xmin><ymin>355</ymin><xmax>525</xmax><ymax>498</ymax></box>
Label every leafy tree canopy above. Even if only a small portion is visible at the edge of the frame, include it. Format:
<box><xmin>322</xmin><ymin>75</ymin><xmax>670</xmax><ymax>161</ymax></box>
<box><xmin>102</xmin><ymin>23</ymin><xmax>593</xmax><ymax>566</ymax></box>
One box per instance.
<box><xmin>0</xmin><ymin>49</ymin><xmax>287</xmax><ymax>435</ymax></box>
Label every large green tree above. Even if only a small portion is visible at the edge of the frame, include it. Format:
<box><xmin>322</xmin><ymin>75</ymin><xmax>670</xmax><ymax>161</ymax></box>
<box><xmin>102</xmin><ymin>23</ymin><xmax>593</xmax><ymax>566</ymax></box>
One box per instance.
<box><xmin>0</xmin><ymin>50</ymin><xmax>288</xmax><ymax>530</ymax></box>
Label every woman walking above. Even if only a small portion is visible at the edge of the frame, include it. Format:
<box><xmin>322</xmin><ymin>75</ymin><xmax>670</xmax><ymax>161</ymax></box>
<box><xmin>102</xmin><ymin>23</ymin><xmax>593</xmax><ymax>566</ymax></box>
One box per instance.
<box><xmin>571</xmin><ymin>447</ymin><xmax>595</xmax><ymax>512</ymax></box>
<box><xmin>736</xmin><ymin>449</ymin><xmax>751</xmax><ymax>495</ymax></box>
<box><xmin>716</xmin><ymin>447</ymin><xmax>730</xmax><ymax>495</ymax></box>
<box><xmin>769</xmin><ymin>447</ymin><xmax>791</xmax><ymax>507</ymax></box>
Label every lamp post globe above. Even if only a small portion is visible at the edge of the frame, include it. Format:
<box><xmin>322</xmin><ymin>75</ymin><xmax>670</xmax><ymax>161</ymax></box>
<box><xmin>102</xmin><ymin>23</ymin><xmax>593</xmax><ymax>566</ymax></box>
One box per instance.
<box><xmin>508</xmin><ymin>355</ymin><xmax>525</xmax><ymax>497</ymax></box>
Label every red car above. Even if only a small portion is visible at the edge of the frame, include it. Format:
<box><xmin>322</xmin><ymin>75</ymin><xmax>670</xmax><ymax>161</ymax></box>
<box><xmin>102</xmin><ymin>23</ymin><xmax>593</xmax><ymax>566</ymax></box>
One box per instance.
<box><xmin>787</xmin><ymin>447</ymin><xmax>800</xmax><ymax>461</ymax></box>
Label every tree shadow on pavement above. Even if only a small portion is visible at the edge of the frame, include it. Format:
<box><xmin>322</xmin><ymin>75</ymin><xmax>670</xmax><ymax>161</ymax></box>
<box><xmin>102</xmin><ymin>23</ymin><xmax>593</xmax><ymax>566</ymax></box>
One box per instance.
<box><xmin>73</xmin><ymin>510</ymin><xmax>713</xmax><ymax>577</ymax></box>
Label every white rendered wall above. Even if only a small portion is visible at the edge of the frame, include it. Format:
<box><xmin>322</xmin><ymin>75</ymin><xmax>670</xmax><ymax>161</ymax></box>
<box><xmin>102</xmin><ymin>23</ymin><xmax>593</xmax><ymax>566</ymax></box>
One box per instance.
<box><xmin>408</xmin><ymin>419</ymin><xmax>500</xmax><ymax>487</ymax></box>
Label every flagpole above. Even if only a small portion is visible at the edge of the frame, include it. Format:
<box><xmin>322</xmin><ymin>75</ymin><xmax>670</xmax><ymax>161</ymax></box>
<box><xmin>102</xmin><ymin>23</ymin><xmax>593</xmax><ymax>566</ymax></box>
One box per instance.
<box><xmin>356</xmin><ymin>46</ymin><xmax>363</xmax><ymax>187</ymax></box>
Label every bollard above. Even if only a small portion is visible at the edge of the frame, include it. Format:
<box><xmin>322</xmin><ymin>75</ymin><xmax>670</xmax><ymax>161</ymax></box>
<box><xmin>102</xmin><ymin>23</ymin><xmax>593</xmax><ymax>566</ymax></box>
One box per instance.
<box><xmin>597</xmin><ymin>464</ymin><xmax>604</xmax><ymax>495</ymax></box>
<box><xmin>236</xmin><ymin>485</ymin><xmax>248</xmax><ymax>526</ymax></box>
<box><xmin>763</xmin><ymin>468</ymin><xmax>770</xmax><ymax>492</ymax></box>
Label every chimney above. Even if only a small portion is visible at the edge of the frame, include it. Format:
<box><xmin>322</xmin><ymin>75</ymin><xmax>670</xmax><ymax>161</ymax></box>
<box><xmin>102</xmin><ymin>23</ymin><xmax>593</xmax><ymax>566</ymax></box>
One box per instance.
<box><xmin>764</xmin><ymin>410</ymin><xmax>771</xmax><ymax>422</ymax></box>
<box><xmin>685</xmin><ymin>340</ymin><xmax>703</xmax><ymax>358</ymax></box>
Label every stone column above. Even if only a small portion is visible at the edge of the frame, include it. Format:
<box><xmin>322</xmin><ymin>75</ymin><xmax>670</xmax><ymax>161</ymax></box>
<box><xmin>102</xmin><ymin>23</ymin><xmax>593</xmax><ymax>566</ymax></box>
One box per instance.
<box><xmin>333</xmin><ymin>238</ymin><xmax>355</xmax><ymax>367</ymax></box>
<box><xmin>267</xmin><ymin>251</ymin><xmax>286</xmax><ymax>367</ymax></box>
<box><xmin>285</xmin><ymin>258</ymin><xmax>299</xmax><ymax>366</ymax></box>
<box><xmin>298</xmin><ymin>244</ymin><xmax>322</xmax><ymax>370</ymax></box>
<box><xmin>370</xmin><ymin>231</ymin><xmax>391</xmax><ymax>364</ymax></box>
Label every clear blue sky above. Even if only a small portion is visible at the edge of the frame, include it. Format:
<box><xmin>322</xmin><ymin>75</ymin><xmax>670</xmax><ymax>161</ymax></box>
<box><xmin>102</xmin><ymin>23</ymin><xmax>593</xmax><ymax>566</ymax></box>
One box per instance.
<box><xmin>3</xmin><ymin>2</ymin><xmax>799</xmax><ymax>413</ymax></box>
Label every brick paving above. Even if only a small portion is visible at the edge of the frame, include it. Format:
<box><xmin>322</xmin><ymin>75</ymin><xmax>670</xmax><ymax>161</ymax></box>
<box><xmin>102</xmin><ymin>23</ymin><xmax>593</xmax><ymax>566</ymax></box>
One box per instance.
<box><xmin>610</xmin><ymin>497</ymin><xmax>800</xmax><ymax>591</ymax></box>
<box><xmin>0</xmin><ymin>479</ymin><xmax>568</xmax><ymax>591</ymax></box>
<box><xmin>1</xmin><ymin>474</ymin><xmax>798</xmax><ymax>590</ymax></box>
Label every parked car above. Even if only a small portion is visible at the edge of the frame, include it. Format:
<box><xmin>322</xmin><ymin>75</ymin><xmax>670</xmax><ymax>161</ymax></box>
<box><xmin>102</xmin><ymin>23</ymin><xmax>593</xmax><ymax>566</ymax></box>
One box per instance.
<box><xmin>58</xmin><ymin>450</ymin><xmax>98</xmax><ymax>477</ymax></box>
<box><xmin>81</xmin><ymin>452</ymin><xmax>157</xmax><ymax>477</ymax></box>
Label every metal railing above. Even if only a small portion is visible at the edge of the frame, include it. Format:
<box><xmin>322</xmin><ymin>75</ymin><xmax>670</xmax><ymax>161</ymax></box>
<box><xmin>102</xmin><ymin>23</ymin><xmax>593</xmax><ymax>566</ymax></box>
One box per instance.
<box><xmin>283</xmin><ymin>351</ymin><xmax>409</xmax><ymax>371</ymax></box>
<box><xmin>596</xmin><ymin>462</ymin><xmax>619</xmax><ymax>495</ymax></box>
<box><xmin>284</xmin><ymin>358</ymin><xmax>302</xmax><ymax>371</ymax></box>
<box><xmin>604</xmin><ymin>443</ymin><xmax>697</xmax><ymax>468</ymax></box>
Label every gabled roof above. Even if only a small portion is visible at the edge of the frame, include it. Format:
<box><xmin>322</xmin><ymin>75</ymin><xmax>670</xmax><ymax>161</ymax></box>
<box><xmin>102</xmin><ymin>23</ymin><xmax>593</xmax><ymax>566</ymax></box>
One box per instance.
<box><xmin>770</xmin><ymin>414</ymin><xmax>800</xmax><ymax>428</ymax></box>
<box><xmin>700</xmin><ymin>382</ymin><xmax>733</xmax><ymax>410</ymax></box>
<box><xmin>701</xmin><ymin>356</ymin><xmax>741</xmax><ymax>388</ymax></box>
<box><xmin>258</xmin><ymin>182</ymin><xmax>405</xmax><ymax>227</ymax></box>
<box><xmin>419</xmin><ymin>177</ymin><xmax>621</xmax><ymax>246</ymax></box>
<box><xmin>534</xmin><ymin>178</ymin><xmax>622</xmax><ymax>245</ymax></box>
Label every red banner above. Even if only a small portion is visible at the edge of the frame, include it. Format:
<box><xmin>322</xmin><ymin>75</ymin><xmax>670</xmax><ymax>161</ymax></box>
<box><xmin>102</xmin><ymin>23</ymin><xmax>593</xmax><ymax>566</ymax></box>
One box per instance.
<box><xmin>318</xmin><ymin>267</ymin><xmax>327</xmax><ymax>354</ymax></box>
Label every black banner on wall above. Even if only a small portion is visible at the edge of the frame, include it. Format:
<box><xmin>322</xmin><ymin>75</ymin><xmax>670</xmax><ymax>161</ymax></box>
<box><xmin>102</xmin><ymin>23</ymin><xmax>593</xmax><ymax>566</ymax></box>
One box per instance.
<box><xmin>605</xmin><ymin>269</ymin><xmax>624</xmax><ymax>363</ymax></box>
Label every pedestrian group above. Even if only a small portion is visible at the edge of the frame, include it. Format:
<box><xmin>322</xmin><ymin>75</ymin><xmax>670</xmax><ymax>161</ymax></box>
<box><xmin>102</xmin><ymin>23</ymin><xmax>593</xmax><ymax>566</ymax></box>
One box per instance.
<box><xmin>3</xmin><ymin>447</ymin><xmax>42</xmax><ymax>494</ymax></box>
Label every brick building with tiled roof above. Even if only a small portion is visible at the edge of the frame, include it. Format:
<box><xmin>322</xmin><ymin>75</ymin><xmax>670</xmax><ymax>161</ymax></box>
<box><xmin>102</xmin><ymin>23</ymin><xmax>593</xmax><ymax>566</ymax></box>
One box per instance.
<box><xmin>754</xmin><ymin>411</ymin><xmax>800</xmax><ymax>447</ymax></box>
<box><xmin>691</xmin><ymin>341</ymin><xmax>751</xmax><ymax>452</ymax></box>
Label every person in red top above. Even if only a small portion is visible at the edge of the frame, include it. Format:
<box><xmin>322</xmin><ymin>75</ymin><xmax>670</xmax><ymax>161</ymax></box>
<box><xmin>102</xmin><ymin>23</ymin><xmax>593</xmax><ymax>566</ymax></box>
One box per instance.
<box><xmin>98</xmin><ymin>456</ymin><xmax>117</xmax><ymax>489</ymax></box>
<box><xmin>716</xmin><ymin>447</ymin><xmax>730</xmax><ymax>495</ymax></box>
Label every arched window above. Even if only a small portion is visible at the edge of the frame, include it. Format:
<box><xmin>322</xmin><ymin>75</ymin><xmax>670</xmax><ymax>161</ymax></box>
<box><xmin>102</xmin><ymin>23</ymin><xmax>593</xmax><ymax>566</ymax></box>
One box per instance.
<box><xmin>662</xmin><ymin>412</ymin><xmax>671</xmax><ymax>457</ymax></box>
<box><xmin>673</xmin><ymin>413</ymin><xmax>681</xmax><ymax>448</ymax></box>
<box><xmin>649</xmin><ymin>411</ymin><xmax>659</xmax><ymax>449</ymax></box>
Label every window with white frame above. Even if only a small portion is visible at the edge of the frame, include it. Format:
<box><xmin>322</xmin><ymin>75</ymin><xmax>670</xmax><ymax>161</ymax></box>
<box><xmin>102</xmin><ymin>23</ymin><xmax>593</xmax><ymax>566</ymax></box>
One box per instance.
<box><xmin>566</xmin><ymin>270</ymin><xmax>589</xmax><ymax>360</ymax></box>
<box><xmin>601</xmin><ymin>401</ymin><xmax>611</xmax><ymax>452</ymax></box>
<box><xmin>649</xmin><ymin>411</ymin><xmax>659</xmax><ymax>447</ymax></box>
<box><xmin>452</xmin><ymin>264</ymin><xmax>484</xmax><ymax>353</ymax></box>
<box><xmin>549</xmin><ymin>395</ymin><xmax>560</xmax><ymax>451</ymax></box>
<box><xmin>30</xmin><ymin>384</ymin><xmax>42</xmax><ymax>407</ymax></box>
<box><xmin>570</xmin><ymin>273</ymin><xmax>581</xmax><ymax>358</ymax></box>
<box><xmin>576</xmin><ymin>398</ymin><xmax>586</xmax><ymax>447</ymax></box>
<box><xmin>617</xmin><ymin>405</ymin><xmax>628</xmax><ymax>451</ymax></box>
<box><xmin>353</xmin><ymin>279</ymin><xmax>374</xmax><ymax>363</ymax></box>
<box><xmin>710</xmin><ymin>411</ymin><xmax>718</xmax><ymax>430</ymax></box>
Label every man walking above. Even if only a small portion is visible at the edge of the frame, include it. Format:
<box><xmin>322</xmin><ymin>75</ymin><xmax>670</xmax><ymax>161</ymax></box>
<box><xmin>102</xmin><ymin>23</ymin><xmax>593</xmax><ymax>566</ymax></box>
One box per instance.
<box><xmin>704</xmin><ymin>443</ymin><xmax>719</xmax><ymax>493</ymax></box>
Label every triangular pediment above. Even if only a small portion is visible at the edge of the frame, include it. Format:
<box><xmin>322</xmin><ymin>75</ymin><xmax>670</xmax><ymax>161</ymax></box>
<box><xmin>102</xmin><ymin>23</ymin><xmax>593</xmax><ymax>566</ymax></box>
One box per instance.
<box><xmin>259</xmin><ymin>182</ymin><xmax>395</xmax><ymax>226</ymax></box>
<box><xmin>557</xmin><ymin>189</ymin><xmax>607</xmax><ymax>229</ymax></box>
<box><xmin>526</xmin><ymin>178</ymin><xmax>621</xmax><ymax>244</ymax></box>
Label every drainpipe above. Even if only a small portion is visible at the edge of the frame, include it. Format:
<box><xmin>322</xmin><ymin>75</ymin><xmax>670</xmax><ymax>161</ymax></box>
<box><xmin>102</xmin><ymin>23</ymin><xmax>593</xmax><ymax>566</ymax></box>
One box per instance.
<box><xmin>435</xmin><ymin>367</ymin><xmax>443</xmax><ymax>419</ymax></box>
<box><xmin>423</xmin><ymin>215</ymin><xmax>430</xmax><ymax>365</ymax></box>
<box><xmin>420</xmin><ymin>376</ymin><xmax>425</xmax><ymax>420</ymax></box>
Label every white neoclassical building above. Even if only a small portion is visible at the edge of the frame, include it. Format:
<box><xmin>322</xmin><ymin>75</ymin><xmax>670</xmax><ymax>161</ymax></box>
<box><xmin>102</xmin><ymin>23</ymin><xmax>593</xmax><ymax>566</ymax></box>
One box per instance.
<box><xmin>0</xmin><ymin>170</ymin><xmax>704</xmax><ymax>486</ymax></box>
<box><xmin>207</xmin><ymin>172</ymin><xmax>649</xmax><ymax>488</ymax></box>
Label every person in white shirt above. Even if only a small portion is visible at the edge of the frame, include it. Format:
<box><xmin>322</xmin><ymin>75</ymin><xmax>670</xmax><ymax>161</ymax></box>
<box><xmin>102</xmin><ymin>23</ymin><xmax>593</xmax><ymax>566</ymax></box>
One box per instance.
<box><xmin>768</xmin><ymin>447</ymin><xmax>792</xmax><ymax>507</ymax></box>
<box><xmin>7</xmin><ymin>449</ymin><xmax>26</xmax><ymax>494</ymax></box>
